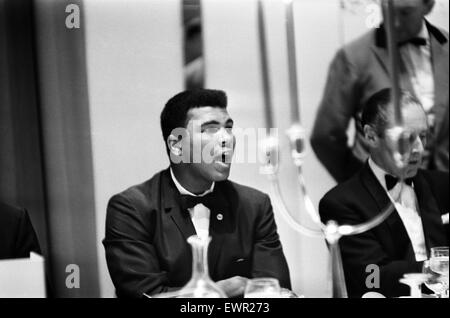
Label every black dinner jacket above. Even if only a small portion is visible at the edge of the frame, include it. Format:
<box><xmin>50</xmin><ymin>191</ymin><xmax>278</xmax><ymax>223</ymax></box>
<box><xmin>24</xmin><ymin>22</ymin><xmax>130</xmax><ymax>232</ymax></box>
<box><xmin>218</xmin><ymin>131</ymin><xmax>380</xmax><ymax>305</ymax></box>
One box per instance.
<box><xmin>0</xmin><ymin>202</ymin><xmax>41</xmax><ymax>260</ymax></box>
<box><xmin>103</xmin><ymin>168</ymin><xmax>291</xmax><ymax>298</ymax></box>
<box><xmin>319</xmin><ymin>163</ymin><xmax>449</xmax><ymax>298</ymax></box>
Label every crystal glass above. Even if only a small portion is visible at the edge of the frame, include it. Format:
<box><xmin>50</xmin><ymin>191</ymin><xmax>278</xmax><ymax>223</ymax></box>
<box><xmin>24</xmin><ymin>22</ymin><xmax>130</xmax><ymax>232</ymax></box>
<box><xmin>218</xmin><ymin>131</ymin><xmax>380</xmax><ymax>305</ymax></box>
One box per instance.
<box><xmin>423</xmin><ymin>260</ymin><xmax>446</xmax><ymax>297</ymax></box>
<box><xmin>244</xmin><ymin>278</ymin><xmax>281</xmax><ymax>298</ymax></box>
<box><xmin>430</xmin><ymin>247</ymin><xmax>449</xmax><ymax>298</ymax></box>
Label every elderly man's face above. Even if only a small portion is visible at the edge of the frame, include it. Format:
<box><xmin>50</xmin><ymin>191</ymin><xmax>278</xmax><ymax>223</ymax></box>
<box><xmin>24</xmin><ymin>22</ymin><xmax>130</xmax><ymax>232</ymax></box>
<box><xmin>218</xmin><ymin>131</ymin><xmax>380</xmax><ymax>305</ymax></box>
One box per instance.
<box><xmin>389</xmin><ymin>0</ymin><xmax>431</xmax><ymax>42</ymax></box>
<box><xmin>375</xmin><ymin>103</ymin><xmax>428</xmax><ymax>179</ymax></box>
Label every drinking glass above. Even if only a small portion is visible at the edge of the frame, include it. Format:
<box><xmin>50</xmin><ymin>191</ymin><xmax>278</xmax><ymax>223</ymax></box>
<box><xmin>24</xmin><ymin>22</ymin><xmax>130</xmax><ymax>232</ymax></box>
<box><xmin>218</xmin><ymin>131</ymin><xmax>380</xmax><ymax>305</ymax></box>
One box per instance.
<box><xmin>399</xmin><ymin>273</ymin><xmax>430</xmax><ymax>298</ymax></box>
<box><xmin>430</xmin><ymin>247</ymin><xmax>449</xmax><ymax>298</ymax></box>
<box><xmin>244</xmin><ymin>278</ymin><xmax>281</xmax><ymax>298</ymax></box>
<box><xmin>422</xmin><ymin>260</ymin><xmax>446</xmax><ymax>297</ymax></box>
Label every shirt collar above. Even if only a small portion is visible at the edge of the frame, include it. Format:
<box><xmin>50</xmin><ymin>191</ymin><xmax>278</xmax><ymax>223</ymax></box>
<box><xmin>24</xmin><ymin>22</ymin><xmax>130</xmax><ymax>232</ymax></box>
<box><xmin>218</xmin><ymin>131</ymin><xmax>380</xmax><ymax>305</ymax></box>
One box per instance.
<box><xmin>170</xmin><ymin>167</ymin><xmax>215</xmax><ymax>197</ymax></box>
<box><xmin>376</xmin><ymin>20</ymin><xmax>435</xmax><ymax>48</ymax></box>
<box><xmin>368</xmin><ymin>158</ymin><xmax>415</xmax><ymax>192</ymax></box>
<box><xmin>368</xmin><ymin>157</ymin><xmax>391</xmax><ymax>192</ymax></box>
<box><xmin>418</xmin><ymin>21</ymin><xmax>430</xmax><ymax>42</ymax></box>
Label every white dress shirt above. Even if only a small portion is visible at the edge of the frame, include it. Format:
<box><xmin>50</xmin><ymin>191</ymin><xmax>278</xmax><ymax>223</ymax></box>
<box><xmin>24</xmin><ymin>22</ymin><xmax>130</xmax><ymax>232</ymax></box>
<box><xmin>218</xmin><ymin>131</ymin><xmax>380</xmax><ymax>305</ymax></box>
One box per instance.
<box><xmin>368</xmin><ymin>158</ymin><xmax>428</xmax><ymax>261</ymax></box>
<box><xmin>170</xmin><ymin>168</ymin><xmax>214</xmax><ymax>240</ymax></box>
<box><xmin>400</xmin><ymin>22</ymin><xmax>435</xmax><ymax>123</ymax></box>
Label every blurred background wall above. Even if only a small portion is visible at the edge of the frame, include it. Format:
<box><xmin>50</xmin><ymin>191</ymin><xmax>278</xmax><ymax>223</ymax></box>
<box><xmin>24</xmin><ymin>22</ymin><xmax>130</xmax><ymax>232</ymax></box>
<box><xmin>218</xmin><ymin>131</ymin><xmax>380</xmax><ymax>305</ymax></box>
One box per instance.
<box><xmin>84</xmin><ymin>0</ymin><xmax>184</xmax><ymax>297</ymax></box>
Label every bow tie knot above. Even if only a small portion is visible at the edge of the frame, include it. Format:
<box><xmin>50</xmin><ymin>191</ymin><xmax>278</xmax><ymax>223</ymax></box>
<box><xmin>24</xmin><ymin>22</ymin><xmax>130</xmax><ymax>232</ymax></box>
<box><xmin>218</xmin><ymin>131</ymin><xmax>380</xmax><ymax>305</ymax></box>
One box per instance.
<box><xmin>399</xmin><ymin>37</ymin><xmax>427</xmax><ymax>47</ymax></box>
<box><xmin>180</xmin><ymin>193</ymin><xmax>215</xmax><ymax>211</ymax></box>
<box><xmin>385</xmin><ymin>175</ymin><xmax>413</xmax><ymax>191</ymax></box>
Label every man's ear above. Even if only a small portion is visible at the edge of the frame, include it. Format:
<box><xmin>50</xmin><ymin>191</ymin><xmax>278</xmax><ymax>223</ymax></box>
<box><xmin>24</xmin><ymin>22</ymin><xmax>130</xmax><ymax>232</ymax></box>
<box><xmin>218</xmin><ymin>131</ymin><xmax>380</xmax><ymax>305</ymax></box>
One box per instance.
<box><xmin>167</xmin><ymin>134</ymin><xmax>182</xmax><ymax>156</ymax></box>
<box><xmin>364</xmin><ymin>124</ymin><xmax>379</xmax><ymax>147</ymax></box>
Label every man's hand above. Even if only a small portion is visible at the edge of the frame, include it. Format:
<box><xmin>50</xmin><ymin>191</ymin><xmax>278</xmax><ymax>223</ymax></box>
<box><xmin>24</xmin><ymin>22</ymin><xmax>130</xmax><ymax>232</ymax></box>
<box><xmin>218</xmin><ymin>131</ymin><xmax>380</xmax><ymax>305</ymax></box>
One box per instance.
<box><xmin>216</xmin><ymin>276</ymin><xmax>248</xmax><ymax>297</ymax></box>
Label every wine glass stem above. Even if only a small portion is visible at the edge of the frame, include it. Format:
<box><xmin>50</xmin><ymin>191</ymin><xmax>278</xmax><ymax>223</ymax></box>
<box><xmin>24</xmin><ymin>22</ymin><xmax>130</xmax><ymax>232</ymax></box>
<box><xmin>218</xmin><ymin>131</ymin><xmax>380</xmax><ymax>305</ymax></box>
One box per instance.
<box><xmin>410</xmin><ymin>285</ymin><xmax>421</xmax><ymax>298</ymax></box>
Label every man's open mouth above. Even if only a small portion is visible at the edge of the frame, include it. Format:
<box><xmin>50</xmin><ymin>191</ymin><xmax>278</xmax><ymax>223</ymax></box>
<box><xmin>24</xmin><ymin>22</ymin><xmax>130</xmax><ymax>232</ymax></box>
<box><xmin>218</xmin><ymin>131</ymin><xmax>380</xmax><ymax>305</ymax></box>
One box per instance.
<box><xmin>215</xmin><ymin>149</ymin><xmax>233</xmax><ymax>165</ymax></box>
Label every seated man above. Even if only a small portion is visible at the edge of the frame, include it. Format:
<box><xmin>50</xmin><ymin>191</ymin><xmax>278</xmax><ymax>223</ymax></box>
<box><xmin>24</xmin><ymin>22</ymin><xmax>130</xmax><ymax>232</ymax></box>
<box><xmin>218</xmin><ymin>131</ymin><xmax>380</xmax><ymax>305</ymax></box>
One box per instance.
<box><xmin>103</xmin><ymin>89</ymin><xmax>291</xmax><ymax>298</ymax></box>
<box><xmin>0</xmin><ymin>202</ymin><xmax>41</xmax><ymax>259</ymax></box>
<box><xmin>319</xmin><ymin>88</ymin><xmax>448</xmax><ymax>298</ymax></box>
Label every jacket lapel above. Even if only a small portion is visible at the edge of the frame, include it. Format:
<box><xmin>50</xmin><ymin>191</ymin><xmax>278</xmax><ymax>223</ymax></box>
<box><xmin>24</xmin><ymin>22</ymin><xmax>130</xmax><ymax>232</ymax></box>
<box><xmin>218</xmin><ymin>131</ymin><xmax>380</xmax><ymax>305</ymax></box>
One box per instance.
<box><xmin>371</xmin><ymin>26</ymin><xmax>390</xmax><ymax>76</ymax></box>
<box><xmin>207</xmin><ymin>182</ymin><xmax>233</xmax><ymax>278</ymax></box>
<box><xmin>360</xmin><ymin>164</ymin><xmax>414</xmax><ymax>259</ymax></box>
<box><xmin>412</xmin><ymin>171</ymin><xmax>447</xmax><ymax>254</ymax></box>
<box><xmin>371</xmin><ymin>26</ymin><xmax>417</xmax><ymax>97</ymax></box>
<box><xmin>161</xmin><ymin>169</ymin><xmax>196</xmax><ymax>241</ymax></box>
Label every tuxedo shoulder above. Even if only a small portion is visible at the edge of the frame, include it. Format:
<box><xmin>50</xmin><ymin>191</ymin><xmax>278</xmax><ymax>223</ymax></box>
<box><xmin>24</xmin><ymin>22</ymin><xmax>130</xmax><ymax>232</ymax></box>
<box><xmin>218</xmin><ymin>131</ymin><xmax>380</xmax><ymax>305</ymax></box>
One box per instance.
<box><xmin>419</xmin><ymin>169</ymin><xmax>449</xmax><ymax>179</ymax></box>
<box><xmin>340</xmin><ymin>29</ymin><xmax>374</xmax><ymax>60</ymax></box>
<box><xmin>321</xmin><ymin>173</ymin><xmax>362</xmax><ymax>203</ymax></box>
<box><xmin>107</xmin><ymin>170</ymin><xmax>163</xmax><ymax>210</ymax></box>
<box><xmin>418</xmin><ymin>169</ymin><xmax>449</xmax><ymax>185</ymax></box>
<box><xmin>0</xmin><ymin>202</ymin><xmax>25</xmax><ymax>222</ymax></box>
<box><xmin>345</xmin><ymin>29</ymin><xmax>374</xmax><ymax>50</ymax></box>
<box><xmin>439</xmin><ymin>27</ymin><xmax>449</xmax><ymax>38</ymax></box>
<box><xmin>430</xmin><ymin>23</ymin><xmax>449</xmax><ymax>41</ymax></box>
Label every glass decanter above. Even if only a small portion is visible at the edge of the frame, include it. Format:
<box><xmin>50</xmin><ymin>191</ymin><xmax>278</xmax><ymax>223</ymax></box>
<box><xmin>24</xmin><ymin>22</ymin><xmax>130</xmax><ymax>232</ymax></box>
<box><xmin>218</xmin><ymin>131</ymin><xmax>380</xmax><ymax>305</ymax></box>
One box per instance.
<box><xmin>177</xmin><ymin>235</ymin><xmax>226</xmax><ymax>298</ymax></box>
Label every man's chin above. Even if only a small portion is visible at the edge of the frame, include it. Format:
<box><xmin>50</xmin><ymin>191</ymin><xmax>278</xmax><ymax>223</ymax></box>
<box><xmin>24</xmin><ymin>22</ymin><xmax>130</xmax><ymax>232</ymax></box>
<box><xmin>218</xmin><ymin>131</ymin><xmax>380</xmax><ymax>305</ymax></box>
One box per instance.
<box><xmin>210</xmin><ymin>163</ymin><xmax>231</xmax><ymax>181</ymax></box>
<box><xmin>404</xmin><ymin>165</ymin><xmax>420</xmax><ymax>179</ymax></box>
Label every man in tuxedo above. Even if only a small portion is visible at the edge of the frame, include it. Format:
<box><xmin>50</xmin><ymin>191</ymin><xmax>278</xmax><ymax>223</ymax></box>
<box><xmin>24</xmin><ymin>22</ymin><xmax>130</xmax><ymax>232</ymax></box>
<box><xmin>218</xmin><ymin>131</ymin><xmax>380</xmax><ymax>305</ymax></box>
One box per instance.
<box><xmin>311</xmin><ymin>0</ymin><xmax>449</xmax><ymax>183</ymax></box>
<box><xmin>0</xmin><ymin>202</ymin><xmax>41</xmax><ymax>259</ymax></box>
<box><xmin>103</xmin><ymin>89</ymin><xmax>291</xmax><ymax>298</ymax></box>
<box><xmin>319</xmin><ymin>88</ymin><xmax>449</xmax><ymax>298</ymax></box>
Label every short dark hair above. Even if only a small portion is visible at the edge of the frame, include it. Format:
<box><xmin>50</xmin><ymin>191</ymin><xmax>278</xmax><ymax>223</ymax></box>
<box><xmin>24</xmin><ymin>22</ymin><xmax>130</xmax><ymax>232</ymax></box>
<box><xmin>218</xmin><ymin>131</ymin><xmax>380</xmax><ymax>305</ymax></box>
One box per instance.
<box><xmin>160</xmin><ymin>88</ymin><xmax>227</xmax><ymax>149</ymax></box>
<box><xmin>361</xmin><ymin>88</ymin><xmax>424</xmax><ymax>136</ymax></box>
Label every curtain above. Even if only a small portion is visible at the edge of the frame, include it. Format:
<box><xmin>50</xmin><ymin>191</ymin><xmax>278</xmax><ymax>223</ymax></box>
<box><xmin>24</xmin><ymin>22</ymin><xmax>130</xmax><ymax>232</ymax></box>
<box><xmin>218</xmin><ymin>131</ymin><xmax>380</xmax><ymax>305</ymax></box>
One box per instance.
<box><xmin>0</xmin><ymin>0</ymin><xmax>100</xmax><ymax>297</ymax></box>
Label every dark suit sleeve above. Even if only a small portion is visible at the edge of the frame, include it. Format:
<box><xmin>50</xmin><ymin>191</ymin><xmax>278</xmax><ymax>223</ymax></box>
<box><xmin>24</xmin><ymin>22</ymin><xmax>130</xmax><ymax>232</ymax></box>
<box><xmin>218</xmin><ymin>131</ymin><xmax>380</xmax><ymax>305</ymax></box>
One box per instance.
<box><xmin>423</xmin><ymin>171</ymin><xmax>450</xmax><ymax>241</ymax></box>
<box><xmin>310</xmin><ymin>49</ymin><xmax>364</xmax><ymax>183</ymax></box>
<box><xmin>103</xmin><ymin>194</ymin><xmax>178</xmax><ymax>298</ymax></box>
<box><xmin>320</xmin><ymin>197</ymin><xmax>422</xmax><ymax>298</ymax></box>
<box><xmin>251</xmin><ymin>195</ymin><xmax>291</xmax><ymax>289</ymax></box>
<box><xmin>13</xmin><ymin>208</ymin><xmax>41</xmax><ymax>258</ymax></box>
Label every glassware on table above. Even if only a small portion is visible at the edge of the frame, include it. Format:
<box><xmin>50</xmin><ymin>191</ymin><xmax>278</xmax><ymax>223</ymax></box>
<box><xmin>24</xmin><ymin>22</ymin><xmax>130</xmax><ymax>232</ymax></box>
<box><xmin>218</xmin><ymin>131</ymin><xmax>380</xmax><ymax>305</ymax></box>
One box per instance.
<box><xmin>430</xmin><ymin>246</ymin><xmax>449</xmax><ymax>298</ymax></box>
<box><xmin>153</xmin><ymin>235</ymin><xmax>226</xmax><ymax>298</ymax></box>
<box><xmin>422</xmin><ymin>260</ymin><xmax>446</xmax><ymax>297</ymax></box>
<box><xmin>279</xmin><ymin>287</ymin><xmax>302</xmax><ymax>298</ymax></box>
<box><xmin>244</xmin><ymin>277</ymin><xmax>281</xmax><ymax>298</ymax></box>
<box><xmin>399</xmin><ymin>273</ymin><xmax>430</xmax><ymax>298</ymax></box>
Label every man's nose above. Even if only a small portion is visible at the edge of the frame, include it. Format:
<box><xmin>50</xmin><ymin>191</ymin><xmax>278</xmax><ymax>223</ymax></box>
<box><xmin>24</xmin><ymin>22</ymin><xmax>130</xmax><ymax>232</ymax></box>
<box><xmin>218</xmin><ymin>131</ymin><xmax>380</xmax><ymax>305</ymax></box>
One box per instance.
<box><xmin>411</xmin><ymin>135</ymin><xmax>425</xmax><ymax>153</ymax></box>
<box><xmin>218</xmin><ymin>127</ymin><xmax>234</xmax><ymax>146</ymax></box>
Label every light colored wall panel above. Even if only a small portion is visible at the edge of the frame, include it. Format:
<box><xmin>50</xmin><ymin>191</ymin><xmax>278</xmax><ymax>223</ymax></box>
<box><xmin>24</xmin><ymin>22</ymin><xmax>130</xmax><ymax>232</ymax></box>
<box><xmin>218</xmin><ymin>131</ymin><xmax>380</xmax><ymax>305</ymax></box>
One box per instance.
<box><xmin>84</xmin><ymin>0</ymin><xmax>184</xmax><ymax>297</ymax></box>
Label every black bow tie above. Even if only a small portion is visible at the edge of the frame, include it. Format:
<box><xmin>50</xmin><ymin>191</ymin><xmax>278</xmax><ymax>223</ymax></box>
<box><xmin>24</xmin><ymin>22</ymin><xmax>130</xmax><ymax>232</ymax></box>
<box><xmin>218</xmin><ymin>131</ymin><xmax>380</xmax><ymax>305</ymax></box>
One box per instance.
<box><xmin>399</xmin><ymin>37</ymin><xmax>427</xmax><ymax>47</ymax></box>
<box><xmin>179</xmin><ymin>193</ymin><xmax>215</xmax><ymax>211</ymax></box>
<box><xmin>385</xmin><ymin>175</ymin><xmax>413</xmax><ymax>191</ymax></box>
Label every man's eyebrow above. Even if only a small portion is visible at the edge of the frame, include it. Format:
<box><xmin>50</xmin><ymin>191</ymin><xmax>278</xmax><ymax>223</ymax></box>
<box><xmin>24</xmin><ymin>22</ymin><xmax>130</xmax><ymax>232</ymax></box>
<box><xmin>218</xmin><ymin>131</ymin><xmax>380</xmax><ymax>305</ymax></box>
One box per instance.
<box><xmin>201</xmin><ymin>120</ymin><xmax>221</xmax><ymax>127</ymax></box>
<box><xmin>201</xmin><ymin>118</ymin><xmax>234</xmax><ymax>127</ymax></box>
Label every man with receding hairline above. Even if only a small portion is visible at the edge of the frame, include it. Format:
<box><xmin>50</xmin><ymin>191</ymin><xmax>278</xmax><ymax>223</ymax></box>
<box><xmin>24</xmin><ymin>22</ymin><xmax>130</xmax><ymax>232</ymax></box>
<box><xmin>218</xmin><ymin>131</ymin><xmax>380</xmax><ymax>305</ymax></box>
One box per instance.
<box><xmin>319</xmin><ymin>88</ymin><xmax>449</xmax><ymax>298</ymax></box>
